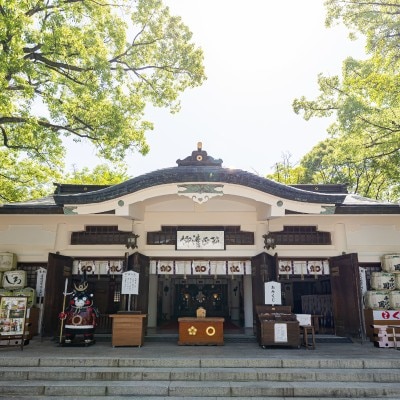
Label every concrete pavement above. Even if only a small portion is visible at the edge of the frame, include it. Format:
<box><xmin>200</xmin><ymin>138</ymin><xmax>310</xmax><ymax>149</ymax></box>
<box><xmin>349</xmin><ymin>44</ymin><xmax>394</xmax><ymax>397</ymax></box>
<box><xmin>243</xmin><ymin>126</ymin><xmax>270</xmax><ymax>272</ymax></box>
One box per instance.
<box><xmin>1</xmin><ymin>335</ymin><xmax>400</xmax><ymax>362</ymax></box>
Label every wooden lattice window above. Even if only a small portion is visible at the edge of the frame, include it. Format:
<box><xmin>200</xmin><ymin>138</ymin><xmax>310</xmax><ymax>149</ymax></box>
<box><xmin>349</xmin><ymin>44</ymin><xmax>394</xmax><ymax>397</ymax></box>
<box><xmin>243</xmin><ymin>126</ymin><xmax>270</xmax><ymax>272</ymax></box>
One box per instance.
<box><xmin>147</xmin><ymin>227</ymin><xmax>177</xmax><ymax>245</ymax></box>
<box><xmin>225</xmin><ymin>226</ymin><xmax>254</xmax><ymax>245</ymax></box>
<box><xmin>71</xmin><ymin>226</ymin><xmax>129</xmax><ymax>245</ymax></box>
<box><xmin>17</xmin><ymin>263</ymin><xmax>46</xmax><ymax>288</ymax></box>
<box><xmin>271</xmin><ymin>226</ymin><xmax>331</xmax><ymax>245</ymax></box>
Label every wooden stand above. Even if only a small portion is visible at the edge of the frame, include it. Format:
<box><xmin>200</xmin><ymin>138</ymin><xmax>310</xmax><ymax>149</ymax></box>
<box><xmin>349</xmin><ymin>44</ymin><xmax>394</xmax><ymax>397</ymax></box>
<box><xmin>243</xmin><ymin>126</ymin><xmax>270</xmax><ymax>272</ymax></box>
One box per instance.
<box><xmin>0</xmin><ymin>296</ymin><xmax>28</xmax><ymax>351</ymax></box>
<box><xmin>300</xmin><ymin>325</ymin><xmax>316</xmax><ymax>349</ymax></box>
<box><xmin>109</xmin><ymin>313</ymin><xmax>147</xmax><ymax>347</ymax></box>
<box><xmin>178</xmin><ymin>317</ymin><xmax>224</xmax><ymax>345</ymax></box>
<box><xmin>364</xmin><ymin>309</ymin><xmax>400</xmax><ymax>342</ymax></box>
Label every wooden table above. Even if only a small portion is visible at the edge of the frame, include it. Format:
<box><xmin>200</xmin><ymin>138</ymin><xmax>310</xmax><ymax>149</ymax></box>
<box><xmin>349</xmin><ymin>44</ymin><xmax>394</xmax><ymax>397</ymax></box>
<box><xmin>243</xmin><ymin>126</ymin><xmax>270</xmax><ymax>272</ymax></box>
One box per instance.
<box><xmin>109</xmin><ymin>313</ymin><xmax>147</xmax><ymax>347</ymax></box>
<box><xmin>178</xmin><ymin>317</ymin><xmax>224</xmax><ymax>345</ymax></box>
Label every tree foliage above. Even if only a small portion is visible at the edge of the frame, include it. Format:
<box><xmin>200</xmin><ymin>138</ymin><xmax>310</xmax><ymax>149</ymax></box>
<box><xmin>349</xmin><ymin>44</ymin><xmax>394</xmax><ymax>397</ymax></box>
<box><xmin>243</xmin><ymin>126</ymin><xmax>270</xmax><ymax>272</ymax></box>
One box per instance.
<box><xmin>267</xmin><ymin>152</ymin><xmax>307</xmax><ymax>185</ymax></box>
<box><xmin>64</xmin><ymin>164</ymin><xmax>129</xmax><ymax>185</ymax></box>
<box><xmin>291</xmin><ymin>0</ymin><xmax>400</xmax><ymax>201</ymax></box>
<box><xmin>0</xmin><ymin>0</ymin><xmax>205</xmax><ymax>202</ymax></box>
<box><xmin>269</xmin><ymin>138</ymin><xmax>399</xmax><ymax>201</ymax></box>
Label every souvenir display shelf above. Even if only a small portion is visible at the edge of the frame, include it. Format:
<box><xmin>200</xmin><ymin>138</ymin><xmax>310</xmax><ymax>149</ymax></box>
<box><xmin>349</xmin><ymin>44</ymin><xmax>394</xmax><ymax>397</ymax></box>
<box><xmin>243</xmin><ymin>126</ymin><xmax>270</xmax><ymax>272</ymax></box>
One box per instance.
<box><xmin>178</xmin><ymin>317</ymin><xmax>225</xmax><ymax>345</ymax></box>
<box><xmin>0</xmin><ymin>296</ymin><xmax>28</xmax><ymax>350</ymax></box>
<box><xmin>109</xmin><ymin>312</ymin><xmax>147</xmax><ymax>347</ymax></box>
<box><xmin>256</xmin><ymin>305</ymin><xmax>300</xmax><ymax>348</ymax></box>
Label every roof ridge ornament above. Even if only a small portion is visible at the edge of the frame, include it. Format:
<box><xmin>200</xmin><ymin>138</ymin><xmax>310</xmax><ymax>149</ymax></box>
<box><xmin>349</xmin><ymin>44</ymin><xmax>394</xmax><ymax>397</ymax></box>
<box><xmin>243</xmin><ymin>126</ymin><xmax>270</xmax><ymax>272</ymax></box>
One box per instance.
<box><xmin>176</xmin><ymin>142</ymin><xmax>223</xmax><ymax>167</ymax></box>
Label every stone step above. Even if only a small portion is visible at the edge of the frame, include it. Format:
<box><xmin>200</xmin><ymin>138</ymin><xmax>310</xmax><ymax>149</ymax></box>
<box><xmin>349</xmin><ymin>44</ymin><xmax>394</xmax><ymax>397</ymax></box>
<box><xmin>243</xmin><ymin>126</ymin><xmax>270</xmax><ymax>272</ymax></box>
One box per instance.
<box><xmin>1</xmin><ymin>379</ymin><xmax>400</xmax><ymax>398</ymax></box>
<box><xmin>5</xmin><ymin>398</ymin><xmax>400</xmax><ymax>400</ymax></box>
<box><xmin>1</xmin><ymin>356</ymin><xmax>399</xmax><ymax>369</ymax></box>
<box><xmin>1</xmin><ymin>366</ymin><xmax>400</xmax><ymax>382</ymax></box>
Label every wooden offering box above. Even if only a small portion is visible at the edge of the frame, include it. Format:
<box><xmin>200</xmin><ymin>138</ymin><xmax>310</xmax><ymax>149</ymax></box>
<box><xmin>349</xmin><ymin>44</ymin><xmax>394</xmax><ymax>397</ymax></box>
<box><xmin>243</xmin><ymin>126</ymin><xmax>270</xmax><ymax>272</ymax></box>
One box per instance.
<box><xmin>178</xmin><ymin>317</ymin><xmax>224</xmax><ymax>345</ymax></box>
<box><xmin>258</xmin><ymin>320</ymin><xmax>300</xmax><ymax>348</ymax></box>
<box><xmin>109</xmin><ymin>313</ymin><xmax>147</xmax><ymax>347</ymax></box>
<box><xmin>256</xmin><ymin>305</ymin><xmax>300</xmax><ymax>348</ymax></box>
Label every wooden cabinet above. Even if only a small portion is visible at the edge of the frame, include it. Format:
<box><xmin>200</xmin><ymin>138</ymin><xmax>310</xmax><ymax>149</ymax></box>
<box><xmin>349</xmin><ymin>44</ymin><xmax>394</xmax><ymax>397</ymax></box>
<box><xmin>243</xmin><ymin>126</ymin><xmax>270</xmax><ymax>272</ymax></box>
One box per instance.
<box><xmin>109</xmin><ymin>313</ymin><xmax>147</xmax><ymax>347</ymax></box>
<box><xmin>178</xmin><ymin>317</ymin><xmax>224</xmax><ymax>345</ymax></box>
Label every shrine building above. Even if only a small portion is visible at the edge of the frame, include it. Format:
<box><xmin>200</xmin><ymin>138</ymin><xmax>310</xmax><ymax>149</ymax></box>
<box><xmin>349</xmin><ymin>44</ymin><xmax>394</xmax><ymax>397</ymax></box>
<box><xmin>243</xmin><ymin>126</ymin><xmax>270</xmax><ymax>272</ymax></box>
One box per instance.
<box><xmin>1</xmin><ymin>143</ymin><xmax>400</xmax><ymax>342</ymax></box>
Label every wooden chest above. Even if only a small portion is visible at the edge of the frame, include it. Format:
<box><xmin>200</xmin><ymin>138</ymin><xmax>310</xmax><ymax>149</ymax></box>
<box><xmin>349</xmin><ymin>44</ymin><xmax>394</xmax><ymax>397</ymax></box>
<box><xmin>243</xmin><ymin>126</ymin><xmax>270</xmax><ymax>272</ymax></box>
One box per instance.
<box><xmin>109</xmin><ymin>313</ymin><xmax>147</xmax><ymax>347</ymax></box>
<box><xmin>258</xmin><ymin>320</ymin><xmax>300</xmax><ymax>348</ymax></box>
<box><xmin>178</xmin><ymin>317</ymin><xmax>224</xmax><ymax>345</ymax></box>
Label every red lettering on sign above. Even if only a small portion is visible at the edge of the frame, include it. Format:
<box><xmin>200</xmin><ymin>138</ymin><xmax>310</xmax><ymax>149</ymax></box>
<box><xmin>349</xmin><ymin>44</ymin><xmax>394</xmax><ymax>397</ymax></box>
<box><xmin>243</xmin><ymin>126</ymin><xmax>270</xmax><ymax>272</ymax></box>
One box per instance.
<box><xmin>382</xmin><ymin>311</ymin><xmax>390</xmax><ymax>319</ymax></box>
<box><xmin>393</xmin><ymin>311</ymin><xmax>400</xmax><ymax>319</ymax></box>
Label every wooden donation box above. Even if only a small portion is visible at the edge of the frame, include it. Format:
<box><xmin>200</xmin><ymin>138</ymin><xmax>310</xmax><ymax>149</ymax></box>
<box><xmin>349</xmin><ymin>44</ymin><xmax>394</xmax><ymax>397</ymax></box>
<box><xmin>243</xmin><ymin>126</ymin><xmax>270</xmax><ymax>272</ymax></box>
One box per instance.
<box><xmin>256</xmin><ymin>305</ymin><xmax>300</xmax><ymax>348</ymax></box>
<box><xmin>178</xmin><ymin>317</ymin><xmax>224</xmax><ymax>345</ymax></box>
<box><xmin>109</xmin><ymin>313</ymin><xmax>147</xmax><ymax>347</ymax></box>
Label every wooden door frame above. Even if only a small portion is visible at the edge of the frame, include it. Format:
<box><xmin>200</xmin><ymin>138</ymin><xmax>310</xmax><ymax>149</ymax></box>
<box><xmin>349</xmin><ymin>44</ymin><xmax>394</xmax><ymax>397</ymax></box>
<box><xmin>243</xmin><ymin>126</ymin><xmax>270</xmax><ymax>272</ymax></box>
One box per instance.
<box><xmin>329</xmin><ymin>253</ymin><xmax>366</xmax><ymax>340</ymax></box>
<box><xmin>251</xmin><ymin>252</ymin><xmax>277</xmax><ymax>331</ymax></box>
<box><xmin>127</xmin><ymin>252</ymin><xmax>150</xmax><ymax>315</ymax></box>
<box><xmin>42</xmin><ymin>253</ymin><xmax>73</xmax><ymax>338</ymax></box>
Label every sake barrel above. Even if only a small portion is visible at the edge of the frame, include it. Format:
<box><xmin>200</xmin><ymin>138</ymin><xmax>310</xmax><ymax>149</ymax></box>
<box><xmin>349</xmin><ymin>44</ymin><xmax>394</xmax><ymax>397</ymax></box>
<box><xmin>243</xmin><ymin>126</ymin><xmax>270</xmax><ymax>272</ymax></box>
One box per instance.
<box><xmin>382</xmin><ymin>254</ymin><xmax>400</xmax><ymax>273</ymax></box>
<box><xmin>389</xmin><ymin>291</ymin><xmax>400</xmax><ymax>309</ymax></box>
<box><xmin>364</xmin><ymin>290</ymin><xmax>390</xmax><ymax>309</ymax></box>
<box><xmin>13</xmin><ymin>287</ymin><xmax>36</xmax><ymax>308</ymax></box>
<box><xmin>0</xmin><ymin>288</ymin><xmax>13</xmax><ymax>297</ymax></box>
<box><xmin>2</xmin><ymin>270</ymin><xmax>26</xmax><ymax>289</ymax></box>
<box><xmin>0</xmin><ymin>253</ymin><xmax>17</xmax><ymax>272</ymax></box>
<box><xmin>370</xmin><ymin>272</ymin><xmax>396</xmax><ymax>291</ymax></box>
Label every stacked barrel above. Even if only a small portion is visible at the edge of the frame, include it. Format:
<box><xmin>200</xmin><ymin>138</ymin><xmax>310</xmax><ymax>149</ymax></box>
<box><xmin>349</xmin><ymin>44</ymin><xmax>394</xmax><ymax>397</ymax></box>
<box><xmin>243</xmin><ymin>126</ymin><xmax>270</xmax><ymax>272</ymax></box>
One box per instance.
<box><xmin>364</xmin><ymin>255</ymin><xmax>400</xmax><ymax>310</ymax></box>
<box><xmin>365</xmin><ymin>254</ymin><xmax>400</xmax><ymax>310</ymax></box>
<box><xmin>364</xmin><ymin>255</ymin><xmax>400</xmax><ymax>347</ymax></box>
<box><xmin>0</xmin><ymin>252</ymin><xmax>36</xmax><ymax>308</ymax></box>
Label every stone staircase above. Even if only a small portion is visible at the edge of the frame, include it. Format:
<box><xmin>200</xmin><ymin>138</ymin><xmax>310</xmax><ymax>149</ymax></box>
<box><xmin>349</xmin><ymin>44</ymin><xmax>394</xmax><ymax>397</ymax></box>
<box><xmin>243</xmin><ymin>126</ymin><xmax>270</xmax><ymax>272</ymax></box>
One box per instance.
<box><xmin>1</xmin><ymin>355</ymin><xmax>400</xmax><ymax>399</ymax></box>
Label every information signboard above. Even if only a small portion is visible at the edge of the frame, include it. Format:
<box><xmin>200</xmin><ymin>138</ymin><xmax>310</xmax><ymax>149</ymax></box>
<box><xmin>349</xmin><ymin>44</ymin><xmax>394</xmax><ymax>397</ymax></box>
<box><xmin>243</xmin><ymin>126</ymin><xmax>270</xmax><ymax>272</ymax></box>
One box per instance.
<box><xmin>121</xmin><ymin>271</ymin><xmax>139</xmax><ymax>295</ymax></box>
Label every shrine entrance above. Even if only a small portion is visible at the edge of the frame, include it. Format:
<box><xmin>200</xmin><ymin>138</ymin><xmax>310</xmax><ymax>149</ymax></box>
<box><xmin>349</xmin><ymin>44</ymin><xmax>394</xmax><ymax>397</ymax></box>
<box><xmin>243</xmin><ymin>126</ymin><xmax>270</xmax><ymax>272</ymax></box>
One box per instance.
<box><xmin>156</xmin><ymin>275</ymin><xmax>244</xmax><ymax>331</ymax></box>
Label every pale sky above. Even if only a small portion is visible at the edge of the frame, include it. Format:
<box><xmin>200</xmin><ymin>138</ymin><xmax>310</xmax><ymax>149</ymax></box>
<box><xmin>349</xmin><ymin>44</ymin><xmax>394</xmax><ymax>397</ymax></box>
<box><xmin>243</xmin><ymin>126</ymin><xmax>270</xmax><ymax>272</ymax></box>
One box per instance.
<box><xmin>65</xmin><ymin>0</ymin><xmax>366</xmax><ymax>177</ymax></box>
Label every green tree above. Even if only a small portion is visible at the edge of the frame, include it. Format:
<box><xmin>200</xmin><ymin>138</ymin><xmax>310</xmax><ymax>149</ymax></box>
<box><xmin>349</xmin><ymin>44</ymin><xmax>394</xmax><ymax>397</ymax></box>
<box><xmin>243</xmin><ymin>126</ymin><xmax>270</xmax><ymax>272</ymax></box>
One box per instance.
<box><xmin>64</xmin><ymin>164</ymin><xmax>129</xmax><ymax>185</ymax></box>
<box><xmin>291</xmin><ymin>0</ymin><xmax>400</xmax><ymax>201</ymax></box>
<box><xmin>0</xmin><ymin>0</ymin><xmax>205</xmax><ymax>202</ymax></box>
<box><xmin>267</xmin><ymin>152</ymin><xmax>307</xmax><ymax>185</ymax></box>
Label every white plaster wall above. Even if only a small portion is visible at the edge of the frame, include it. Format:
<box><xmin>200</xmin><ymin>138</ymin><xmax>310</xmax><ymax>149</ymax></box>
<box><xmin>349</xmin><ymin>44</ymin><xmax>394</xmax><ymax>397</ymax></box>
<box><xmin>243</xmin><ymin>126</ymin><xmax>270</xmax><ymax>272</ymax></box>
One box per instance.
<box><xmin>2</xmin><ymin>201</ymin><xmax>400</xmax><ymax>264</ymax></box>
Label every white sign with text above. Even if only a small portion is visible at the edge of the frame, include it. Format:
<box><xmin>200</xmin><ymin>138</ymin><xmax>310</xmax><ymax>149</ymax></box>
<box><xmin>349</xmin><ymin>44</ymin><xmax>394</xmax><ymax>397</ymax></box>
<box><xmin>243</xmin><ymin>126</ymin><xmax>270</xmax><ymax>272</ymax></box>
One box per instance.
<box><xmin>264</xmin><ymin>281</ymin><xmax>282</xmax><ymax>305</ymax></box>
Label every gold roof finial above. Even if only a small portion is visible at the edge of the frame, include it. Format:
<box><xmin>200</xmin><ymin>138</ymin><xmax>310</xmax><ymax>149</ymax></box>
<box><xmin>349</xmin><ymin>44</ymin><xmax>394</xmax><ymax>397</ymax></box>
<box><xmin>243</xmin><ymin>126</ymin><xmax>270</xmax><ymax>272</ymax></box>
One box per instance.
<box><xmin>197</xmin><ymin>142</ymin><xmax>202</xmax><ymax>151</ymax></box>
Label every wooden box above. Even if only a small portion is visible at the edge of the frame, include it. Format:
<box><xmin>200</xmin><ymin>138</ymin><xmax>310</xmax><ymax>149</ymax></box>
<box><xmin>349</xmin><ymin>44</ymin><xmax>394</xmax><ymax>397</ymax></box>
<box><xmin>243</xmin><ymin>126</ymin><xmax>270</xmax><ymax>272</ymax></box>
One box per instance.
<box><xmin>258</xmin><ymin>320</ymin><xmax>300</xmax><ymax>348</ymax></box>
<box><xmin>255</xmin><ymin>305</ymin><xmax>296</xmax><ymax>345</ymax></box>
<box><xmin>109</xmin><ymin>313</ymin><xmax>147</xmax><ymax>347</ymax></box>
<box><xmin>178</xmin><ymin>317</ymin><xmax>224</xmax><ymax>345</ymax></box>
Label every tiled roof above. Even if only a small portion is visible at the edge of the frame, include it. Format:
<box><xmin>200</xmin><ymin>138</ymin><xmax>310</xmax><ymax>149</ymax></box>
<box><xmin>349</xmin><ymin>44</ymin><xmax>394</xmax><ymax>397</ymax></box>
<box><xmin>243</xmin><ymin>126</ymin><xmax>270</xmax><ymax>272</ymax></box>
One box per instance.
<box><xmin>1</xmin><ymin>145</ymin><xmax>399</xmax><ymax>214</ymax></box>
<box><xmin>53</xmin><ymin>165</ymin><xmax>347</xmax><ymax>205</ymax></box>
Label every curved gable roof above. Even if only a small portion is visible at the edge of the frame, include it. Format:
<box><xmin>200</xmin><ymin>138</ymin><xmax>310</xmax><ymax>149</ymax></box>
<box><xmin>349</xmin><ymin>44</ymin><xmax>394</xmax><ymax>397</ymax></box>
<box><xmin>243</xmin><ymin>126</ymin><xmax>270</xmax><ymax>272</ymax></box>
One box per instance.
<box><xmin>2</xmin><ymin>145</ymin><xmax>399</xmax><ymax>214</ymax></box>
<box><xmin>54</xmin><ymin>145</ymin><xmax>347</xmax><ymax>206</ymax></box>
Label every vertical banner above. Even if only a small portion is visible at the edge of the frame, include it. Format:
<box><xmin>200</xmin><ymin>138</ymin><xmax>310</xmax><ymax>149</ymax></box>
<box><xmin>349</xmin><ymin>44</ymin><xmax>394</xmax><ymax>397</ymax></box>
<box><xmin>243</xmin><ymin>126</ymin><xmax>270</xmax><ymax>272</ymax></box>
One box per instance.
<box><xmin>264</xmin><ymin>281</ymin><xmax>282</xmax><ymax>305</ymax></box>
<box><xmin>36</xmin><ymin>267</ymin><xmax>47</xmax><ymax>297</ymax></box>
<box><xmin>36</xmin><ymin>267</ymin><xmax>47</xmax><ymax>336</ymax></box>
